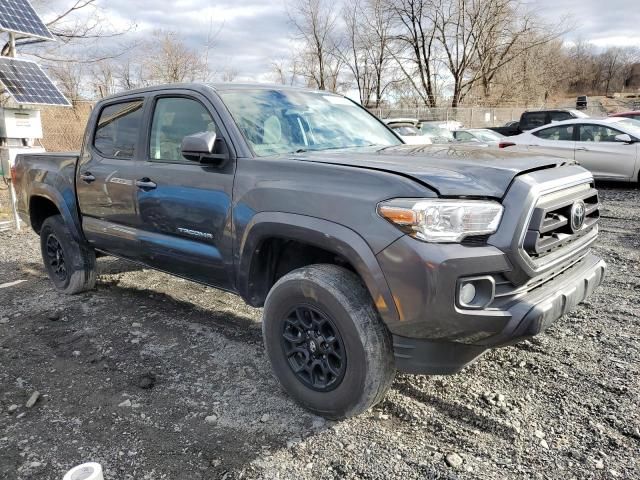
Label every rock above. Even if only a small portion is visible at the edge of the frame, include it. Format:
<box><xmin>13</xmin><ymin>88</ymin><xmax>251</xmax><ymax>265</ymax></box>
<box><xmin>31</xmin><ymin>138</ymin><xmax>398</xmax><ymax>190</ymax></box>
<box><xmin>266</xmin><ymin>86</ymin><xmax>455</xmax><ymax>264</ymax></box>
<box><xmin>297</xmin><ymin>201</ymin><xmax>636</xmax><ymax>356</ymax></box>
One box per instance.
<box><xmin>138</xmin><ymin>373</ymin><xmax>156</xmax><ymax>390</ymax></box>
<box><xmin>25</xmin><ymin>391</ymin><xmax>40</xmax><ymax>408</ymax></box>
<box><xmin>132</xmin><ymin>322</ymin><xmax>142</xmax><ymax>328</ymax></box>
<box><xmin>211</xmin><ymin>459</ymin><xmax>222</xmax><ymax>467</ymax></box>
<box><xmin>47</xmin><ymin>312</ymin><xmax>60</xmax><ymax>321</ymax></box>
<box><xmin>594</xmin><ymin>459</ymin><xmax>604</xmax><ymax>470</ymax></box>
<box><xmin>29</xmin><ymin>462</ymin><xmax>42</xmax><ymax>468</ymax></box>
<box><xmin>346</xmin><ymin>444</ymin><xmax>356</xmax><ymax>451</ymax></box>
<box><xmin>72</xmin><ymin>351</ymin><xmax>81</xmax><ymax>357</ymax></box>
<box><xmin>0</xmin><ymin>317</ymin><xmax>9</xmax><ymax>324</ymax></box>
<box><xmin>16</xmin><ymin>412</ymin><xmax>26</xmax><ymax>419</ymax></box>
<box><xmin>497</xmin><ymin>394</ymin><xmax>505</xmax><ymax>403</ymax></box>
<box><xmin>534</xmin><ymin>430</ymin><xmax>545</xmax><ymax>439</ymax></box>
<box><xmin>7</xmin><ymin>404</ymin><xmax>19</xmax><ymax>413</ymax></box>
<box><xmin>445</xmin><ymin>452</ymin><xmax>463</xmax><ymax>468</ymax></box>
<box><xmin>118</xmin><ymin>399</ymin><xmax>132</xmax><ymax>407</ymax></box>
<box><xmin>540</xmin><ymin>439</ymin><xmax>549</xmax><ymax>449</ymax></box>
<box><xmin>311</xmin><ymin>417</ymin><xmax>326</xmax><ymax>429</ymax></box>
<box><xmin>260</xmin><ymin>414</ymin><xmax>269</xmax><ymax>423</ymax></box>
<box><xmin>205</xmin><ymin>414</ymin><xmax>218</xmax><ymax>424</ymax></box>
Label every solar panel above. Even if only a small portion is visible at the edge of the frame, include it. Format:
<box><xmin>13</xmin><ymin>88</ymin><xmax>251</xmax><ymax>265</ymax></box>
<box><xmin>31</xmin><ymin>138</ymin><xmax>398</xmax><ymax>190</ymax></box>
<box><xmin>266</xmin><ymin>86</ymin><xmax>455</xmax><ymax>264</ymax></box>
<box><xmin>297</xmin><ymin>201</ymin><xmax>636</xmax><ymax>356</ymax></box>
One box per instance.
<box><xmin>0</xmin><ymin>0</ymin><xmax>54</xmax><ymax>41</ymax></box>
<box><xmin>0</xmin><ymin>58</ymin><xmax>70</xmax><ymax>106</ymax></box>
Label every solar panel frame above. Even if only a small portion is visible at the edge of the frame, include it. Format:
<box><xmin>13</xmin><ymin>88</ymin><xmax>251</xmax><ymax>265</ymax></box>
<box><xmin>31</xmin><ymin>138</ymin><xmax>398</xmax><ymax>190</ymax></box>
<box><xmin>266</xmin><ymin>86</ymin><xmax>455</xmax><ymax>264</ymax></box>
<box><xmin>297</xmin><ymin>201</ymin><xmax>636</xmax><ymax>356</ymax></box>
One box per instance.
<box><xmin>0</xmin><ymin>0</ymin><xmax>55</xmax><ymax>41</ymax></box>
<box><xmin>0</xmin><ymin>58</ymin><xmax>70</xmax><ymax>107</ymax></box>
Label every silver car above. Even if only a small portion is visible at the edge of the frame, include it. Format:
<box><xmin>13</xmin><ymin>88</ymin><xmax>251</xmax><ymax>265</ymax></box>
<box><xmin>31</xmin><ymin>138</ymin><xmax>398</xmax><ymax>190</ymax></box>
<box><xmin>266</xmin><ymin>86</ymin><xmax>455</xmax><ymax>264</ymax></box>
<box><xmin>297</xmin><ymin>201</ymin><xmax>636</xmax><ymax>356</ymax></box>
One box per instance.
<box><xmin>507</xmin><ymin>117</ymin><xmax>640</xmax><ymax>182</ymax></box>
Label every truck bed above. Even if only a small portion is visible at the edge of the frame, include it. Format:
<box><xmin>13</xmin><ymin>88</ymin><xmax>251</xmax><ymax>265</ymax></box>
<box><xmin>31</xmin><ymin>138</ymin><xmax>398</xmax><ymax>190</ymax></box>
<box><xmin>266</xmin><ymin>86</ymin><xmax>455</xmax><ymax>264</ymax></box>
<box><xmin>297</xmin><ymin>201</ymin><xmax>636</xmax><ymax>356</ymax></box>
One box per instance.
<box><xmin>13</xmin><ymin>151</ymin><xmax>80</xmax><ymax>233</ymax></box>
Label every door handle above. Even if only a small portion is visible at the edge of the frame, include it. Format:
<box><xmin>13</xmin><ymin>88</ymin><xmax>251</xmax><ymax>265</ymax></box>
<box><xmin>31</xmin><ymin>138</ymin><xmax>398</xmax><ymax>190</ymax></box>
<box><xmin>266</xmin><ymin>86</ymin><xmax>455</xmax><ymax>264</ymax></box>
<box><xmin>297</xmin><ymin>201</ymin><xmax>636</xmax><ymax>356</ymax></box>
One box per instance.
<box><xmin>135</xmin><ymin>178</ymin><xmax>157</xmax><ymax>190</ymax></box>
<box><xmin>80</xmin><ymin>172</ymin><xmax>95</xmax><ymax>183</ymax></box>
<box><xmin>576</xmin><ymin>146</ymin><xmax>588</xmax><ymax>151</ymax></box>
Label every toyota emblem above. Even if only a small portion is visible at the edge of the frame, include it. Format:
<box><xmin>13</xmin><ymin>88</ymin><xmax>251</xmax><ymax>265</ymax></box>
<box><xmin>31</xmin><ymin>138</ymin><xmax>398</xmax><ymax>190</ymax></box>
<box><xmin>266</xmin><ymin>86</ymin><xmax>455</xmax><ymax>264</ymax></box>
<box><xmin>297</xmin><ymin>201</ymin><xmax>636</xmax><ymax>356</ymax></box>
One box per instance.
<box><xmin>570</xmin><ymin>200</ymin><xmax>586</xmax><ymax>232</ymax></box>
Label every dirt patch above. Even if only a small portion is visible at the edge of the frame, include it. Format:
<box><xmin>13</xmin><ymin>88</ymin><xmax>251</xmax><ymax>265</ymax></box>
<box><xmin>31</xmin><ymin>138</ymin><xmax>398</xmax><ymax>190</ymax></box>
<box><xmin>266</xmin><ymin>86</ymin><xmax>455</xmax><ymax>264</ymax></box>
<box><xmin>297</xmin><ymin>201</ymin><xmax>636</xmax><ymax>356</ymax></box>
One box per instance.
<box><xmin>0</xmin><ymin>184</ymin><xmax>638</xmax><ymax>479</ymax></box>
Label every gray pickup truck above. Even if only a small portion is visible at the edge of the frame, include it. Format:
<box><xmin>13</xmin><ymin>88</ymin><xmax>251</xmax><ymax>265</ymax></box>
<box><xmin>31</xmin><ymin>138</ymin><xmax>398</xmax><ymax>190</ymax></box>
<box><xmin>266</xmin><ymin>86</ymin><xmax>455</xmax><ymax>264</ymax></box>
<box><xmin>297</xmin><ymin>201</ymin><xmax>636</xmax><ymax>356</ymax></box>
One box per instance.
<box><xmin>13</xmin><ymin>83</ymin><xmax>606</xmax><ymax>419</ymax></box>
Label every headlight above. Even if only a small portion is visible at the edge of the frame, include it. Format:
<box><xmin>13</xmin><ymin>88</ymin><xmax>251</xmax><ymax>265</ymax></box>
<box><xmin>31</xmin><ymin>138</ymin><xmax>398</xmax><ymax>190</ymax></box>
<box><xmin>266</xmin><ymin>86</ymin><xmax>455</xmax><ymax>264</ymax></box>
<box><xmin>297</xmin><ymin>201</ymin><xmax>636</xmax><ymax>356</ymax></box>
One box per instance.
<box><xmin>377</xmin><ymin>198</ymin><xmax>503</xmax><ymax>243</ymax></box>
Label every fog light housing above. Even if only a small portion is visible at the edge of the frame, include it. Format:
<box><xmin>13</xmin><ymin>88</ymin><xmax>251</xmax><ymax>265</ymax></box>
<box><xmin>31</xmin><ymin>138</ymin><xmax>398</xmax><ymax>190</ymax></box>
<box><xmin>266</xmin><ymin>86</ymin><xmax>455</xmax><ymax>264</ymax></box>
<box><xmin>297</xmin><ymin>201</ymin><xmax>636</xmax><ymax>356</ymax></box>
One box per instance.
<box><xmin>457</xmin><ymin>276</ymin><xmax>496</xmax><ymax>309</ymax></box>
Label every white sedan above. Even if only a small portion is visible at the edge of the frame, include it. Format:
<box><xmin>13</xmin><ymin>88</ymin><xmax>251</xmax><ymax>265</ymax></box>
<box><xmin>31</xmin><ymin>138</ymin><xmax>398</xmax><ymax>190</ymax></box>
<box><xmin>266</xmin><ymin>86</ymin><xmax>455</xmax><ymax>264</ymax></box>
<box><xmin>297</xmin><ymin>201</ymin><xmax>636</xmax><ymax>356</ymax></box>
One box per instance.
<box><xmin>504</xmin><ymin>117</ymin><xmax>640</xmax><ymax>182</ymax></box>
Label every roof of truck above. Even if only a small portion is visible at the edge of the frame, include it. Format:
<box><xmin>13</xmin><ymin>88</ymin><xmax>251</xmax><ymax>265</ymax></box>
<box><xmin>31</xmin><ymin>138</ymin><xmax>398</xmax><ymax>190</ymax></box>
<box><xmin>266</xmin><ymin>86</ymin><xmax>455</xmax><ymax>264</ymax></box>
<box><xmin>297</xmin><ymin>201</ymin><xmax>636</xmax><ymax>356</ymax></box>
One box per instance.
<box><xmin>98</xmin><ymin>82</ymin><xmax>326</xmax><ymax>102</ymax></box>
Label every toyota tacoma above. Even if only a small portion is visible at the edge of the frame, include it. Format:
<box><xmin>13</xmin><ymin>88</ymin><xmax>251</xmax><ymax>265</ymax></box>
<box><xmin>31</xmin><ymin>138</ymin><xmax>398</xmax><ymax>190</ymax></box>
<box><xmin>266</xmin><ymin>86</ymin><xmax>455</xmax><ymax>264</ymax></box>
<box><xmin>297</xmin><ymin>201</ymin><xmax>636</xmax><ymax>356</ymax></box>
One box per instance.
<box><xmin>13</xmin><ymin>83</ymin><xmax>606</xmax><ymax>418</ymax></box>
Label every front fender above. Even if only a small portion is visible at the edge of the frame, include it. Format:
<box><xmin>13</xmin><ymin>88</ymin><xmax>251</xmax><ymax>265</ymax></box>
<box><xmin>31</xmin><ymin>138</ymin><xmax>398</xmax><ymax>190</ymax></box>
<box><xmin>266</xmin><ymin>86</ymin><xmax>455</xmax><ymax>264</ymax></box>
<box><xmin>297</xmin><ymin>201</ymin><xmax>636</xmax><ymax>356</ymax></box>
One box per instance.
<box><xmin>237</xmin><ymin>212</ymin><xmax>400</xmax><ymax>327</ymax></box>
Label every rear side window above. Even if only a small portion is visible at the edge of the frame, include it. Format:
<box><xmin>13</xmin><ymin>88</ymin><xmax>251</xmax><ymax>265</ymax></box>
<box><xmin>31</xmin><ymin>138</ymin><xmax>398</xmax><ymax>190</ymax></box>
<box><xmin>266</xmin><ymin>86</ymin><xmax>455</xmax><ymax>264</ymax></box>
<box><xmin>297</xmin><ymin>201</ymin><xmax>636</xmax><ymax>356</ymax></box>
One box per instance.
<box><xmin>521</xmin><ymin>112</ymin><xmax>547</xmax><ymax>130</ymax></box>
<box><xmin>550</xmin><ymin>111</ymin><xmax>573</xmax><ymax>122</ymax></box>
<box><xmin>93</xmin><ymin>100</ymin><xmax>144</xmax><ymax>159</ymax></box>
<box><xmin>533</xmin><ymin>125</ymin><xmax>574</xmax><ymax>140</ymax></box>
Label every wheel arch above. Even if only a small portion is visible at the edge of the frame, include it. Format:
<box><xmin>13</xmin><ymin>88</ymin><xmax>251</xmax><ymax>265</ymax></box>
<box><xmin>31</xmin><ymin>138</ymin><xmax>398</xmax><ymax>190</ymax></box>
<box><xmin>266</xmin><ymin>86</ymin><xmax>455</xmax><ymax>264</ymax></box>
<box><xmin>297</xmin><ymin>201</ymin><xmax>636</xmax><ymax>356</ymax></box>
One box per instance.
<box><xmin>28</xmin><ymin>184</ymin><xmax>84</xmax><ymax>243</ymax></box>
<box><xmin>237</xmin><ymin>212</ymin><xmax>399</xmax><ymax>326</ymax></box>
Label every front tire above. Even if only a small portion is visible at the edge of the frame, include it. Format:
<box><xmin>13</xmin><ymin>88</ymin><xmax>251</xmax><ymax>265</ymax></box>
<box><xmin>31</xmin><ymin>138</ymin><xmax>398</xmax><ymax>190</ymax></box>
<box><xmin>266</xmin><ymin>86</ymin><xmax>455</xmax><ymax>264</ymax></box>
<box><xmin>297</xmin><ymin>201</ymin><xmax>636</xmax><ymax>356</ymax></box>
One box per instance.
<box><xmin>262</xmin><ymin>264</ymin><xmax>395</xmax><ymax>419</ymax></box>
<box><xmin>40</xmin><ymin>215</ymin><xmax>96</xmax><ymax>294</ymax></box>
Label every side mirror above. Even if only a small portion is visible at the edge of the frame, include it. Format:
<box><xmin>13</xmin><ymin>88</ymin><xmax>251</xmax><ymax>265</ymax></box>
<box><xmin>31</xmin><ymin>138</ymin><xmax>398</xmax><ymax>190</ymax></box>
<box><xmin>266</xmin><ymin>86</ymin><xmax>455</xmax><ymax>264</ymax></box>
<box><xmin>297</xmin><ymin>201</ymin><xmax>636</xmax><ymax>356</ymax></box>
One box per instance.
<box><xmin>614</xmin><ymin>133</ymin><xmax>634</xmax><ymax>144</ymax></box>
<box><xmin>181</xmin><ymin>131</ymin><xmax>229</xmax><ymax>166</ymax></box>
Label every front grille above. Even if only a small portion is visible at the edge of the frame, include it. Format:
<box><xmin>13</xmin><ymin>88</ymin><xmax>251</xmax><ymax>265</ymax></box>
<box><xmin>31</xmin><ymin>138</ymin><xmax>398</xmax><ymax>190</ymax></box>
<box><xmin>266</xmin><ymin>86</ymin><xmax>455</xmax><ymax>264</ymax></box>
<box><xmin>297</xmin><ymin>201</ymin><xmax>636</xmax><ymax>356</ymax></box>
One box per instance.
<box><xmin>523</xmin><ymin>182</ymin><xmax>599</xmax><ymax>262</ymax></box>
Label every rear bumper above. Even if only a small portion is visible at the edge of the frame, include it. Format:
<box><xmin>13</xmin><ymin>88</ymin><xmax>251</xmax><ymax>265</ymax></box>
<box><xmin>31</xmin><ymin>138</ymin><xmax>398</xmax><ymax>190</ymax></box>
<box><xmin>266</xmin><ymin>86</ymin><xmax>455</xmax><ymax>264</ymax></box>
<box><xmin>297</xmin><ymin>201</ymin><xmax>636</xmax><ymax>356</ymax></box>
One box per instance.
<box><xmin>392</xmin><ymin>253</ymin><xmax>606</xmax><ymax>374</ymax></box>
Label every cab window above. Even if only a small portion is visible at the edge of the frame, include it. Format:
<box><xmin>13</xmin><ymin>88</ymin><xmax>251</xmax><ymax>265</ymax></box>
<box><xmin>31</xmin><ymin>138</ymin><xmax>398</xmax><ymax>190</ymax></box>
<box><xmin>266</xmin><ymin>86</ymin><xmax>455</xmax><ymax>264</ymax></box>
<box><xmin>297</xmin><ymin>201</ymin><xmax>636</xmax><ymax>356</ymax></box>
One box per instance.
<box><xmin>93</xmin><ymin>100</ymin><xmax>144</xmax><ymax>158</ymax></box>
<box><xmin>521</xmin><ymin>112</ymin><xmax>547</xmax><ymax>130</ymax></box>
<box><xmin>149</xmin><ymin>97</ymin><xmax>217</xmax><ymax>162</ymax></box>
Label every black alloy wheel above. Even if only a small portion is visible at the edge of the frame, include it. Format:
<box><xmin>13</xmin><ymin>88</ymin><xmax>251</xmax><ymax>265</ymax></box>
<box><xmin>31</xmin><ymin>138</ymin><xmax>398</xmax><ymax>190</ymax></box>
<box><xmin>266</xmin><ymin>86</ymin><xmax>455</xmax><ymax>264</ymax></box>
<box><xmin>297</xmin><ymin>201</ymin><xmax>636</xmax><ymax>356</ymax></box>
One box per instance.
<box><xmin>281</xmin><ymin>305</ymin><xmax>346</xmax><ymax>392</ymax></box>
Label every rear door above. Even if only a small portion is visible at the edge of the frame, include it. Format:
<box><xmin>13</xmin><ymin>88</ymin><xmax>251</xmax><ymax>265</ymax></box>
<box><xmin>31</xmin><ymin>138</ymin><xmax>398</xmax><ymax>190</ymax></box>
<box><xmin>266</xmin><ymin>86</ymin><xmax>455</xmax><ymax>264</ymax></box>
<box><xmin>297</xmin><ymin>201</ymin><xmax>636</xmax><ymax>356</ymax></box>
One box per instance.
<box><xmin>526</xmin><ymin>124</ymin><xmax>576</xmax><ymax>159</ymax></box>
<box><xmin>132</xmin><ymin>91</ymin><xmax>236</xmax><ymax>289</ymax></box>
<box><xmin>76</xmin><ymin>97</ymin><xmax>146</xmax><ymax>258</ymax></box>
<box><xmin>574</xmin><ymin>123</ymin><xmax>638</xmax><ymax>180</ymax></box>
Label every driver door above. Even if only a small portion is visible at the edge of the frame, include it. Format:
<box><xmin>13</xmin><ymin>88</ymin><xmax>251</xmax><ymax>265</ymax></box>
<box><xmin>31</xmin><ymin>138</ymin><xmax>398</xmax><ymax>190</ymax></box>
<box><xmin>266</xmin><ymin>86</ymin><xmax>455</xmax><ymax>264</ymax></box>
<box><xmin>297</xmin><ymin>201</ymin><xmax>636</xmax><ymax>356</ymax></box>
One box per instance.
<box><xmin>133</xmin><ymin>92</ymin><xmax>236</xmax><ymax>289</ymax></box>
<box><xmin>575</xmin><ymin>124</ymin><xmax>638</xmax><ymax>180</ymax></box>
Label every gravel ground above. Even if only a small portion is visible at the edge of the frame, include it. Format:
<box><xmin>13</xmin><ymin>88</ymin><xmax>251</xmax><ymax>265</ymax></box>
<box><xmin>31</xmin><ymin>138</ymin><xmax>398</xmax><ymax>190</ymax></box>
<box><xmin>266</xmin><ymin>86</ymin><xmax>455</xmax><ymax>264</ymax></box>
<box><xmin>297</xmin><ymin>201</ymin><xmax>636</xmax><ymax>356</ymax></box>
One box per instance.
<box><xmin>0</xmin><ymin>183</ymin><xmax>638</xmax><ymax>480</ymax></box>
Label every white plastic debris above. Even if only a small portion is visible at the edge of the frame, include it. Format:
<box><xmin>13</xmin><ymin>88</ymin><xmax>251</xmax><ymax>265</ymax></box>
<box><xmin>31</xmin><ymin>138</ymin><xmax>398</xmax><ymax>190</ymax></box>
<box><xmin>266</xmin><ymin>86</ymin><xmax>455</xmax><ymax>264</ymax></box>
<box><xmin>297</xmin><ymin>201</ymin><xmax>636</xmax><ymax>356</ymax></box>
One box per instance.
<box><xmin>63</xmin><ymin>462</ymin><xmax>104</xmax><ymax>480</ymax></box>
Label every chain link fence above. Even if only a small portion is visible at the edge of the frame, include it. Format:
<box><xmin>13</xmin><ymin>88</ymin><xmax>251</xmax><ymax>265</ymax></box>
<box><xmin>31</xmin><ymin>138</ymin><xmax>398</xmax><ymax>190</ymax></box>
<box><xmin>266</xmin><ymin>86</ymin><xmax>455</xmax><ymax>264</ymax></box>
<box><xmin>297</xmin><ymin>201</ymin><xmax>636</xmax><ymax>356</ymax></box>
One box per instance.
<box><xmin>367</xmin><ymin>106</ymin><xmax>607</xmax><ymax>128</ymax></box>
<box><xmin>39</xmin><ymin>101</ymin><xmax>93</xmax><ymax>152</ymax></box>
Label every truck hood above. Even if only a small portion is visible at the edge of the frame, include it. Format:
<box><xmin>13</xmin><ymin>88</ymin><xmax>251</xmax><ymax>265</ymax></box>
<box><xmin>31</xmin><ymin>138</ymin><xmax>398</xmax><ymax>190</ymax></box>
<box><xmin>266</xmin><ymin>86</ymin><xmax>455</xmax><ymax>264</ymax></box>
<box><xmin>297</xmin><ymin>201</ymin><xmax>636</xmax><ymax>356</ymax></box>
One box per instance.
<box><xmin>291</xmin><ymin>144</ymin><xmax>568</xmax><ymax>198</ymax></box>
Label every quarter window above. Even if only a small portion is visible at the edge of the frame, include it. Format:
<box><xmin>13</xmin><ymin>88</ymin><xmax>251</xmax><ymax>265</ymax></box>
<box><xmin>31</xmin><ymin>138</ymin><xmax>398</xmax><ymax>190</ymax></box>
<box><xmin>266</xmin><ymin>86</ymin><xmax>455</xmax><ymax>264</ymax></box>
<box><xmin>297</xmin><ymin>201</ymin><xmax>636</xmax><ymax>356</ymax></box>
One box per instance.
<box><xmin>578</xmin><ymin>125</ymin><xmax>623</xmax><ymax>142</ymax></box>
<box><xmin>149</xmin><ymin>97</ymin><xmax>217</xmax><ymax>162</ymax></box>
<box><xmin>93</xmin><ymin>100</ymin><xmax>144</xmax><ymax>158</ymax></box>
<box><xmin>533</xmin><ymin>125</ymin><xmax>574</xmax><ymax>141</ymax></box>
<box><xmin>521</xmin><ymin>112</ymin><xmax>547</xmax><ymax>130</ymax></box>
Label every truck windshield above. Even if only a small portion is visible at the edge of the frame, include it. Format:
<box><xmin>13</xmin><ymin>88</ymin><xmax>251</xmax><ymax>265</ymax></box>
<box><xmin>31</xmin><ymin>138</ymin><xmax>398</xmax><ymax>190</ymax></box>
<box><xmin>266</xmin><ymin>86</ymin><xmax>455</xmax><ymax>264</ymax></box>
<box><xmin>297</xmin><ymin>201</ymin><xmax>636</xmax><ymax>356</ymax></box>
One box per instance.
<box><xmin>219</xmin><ymin>89</ymin><xmax>401</xmax><ymax>156</ymax></box>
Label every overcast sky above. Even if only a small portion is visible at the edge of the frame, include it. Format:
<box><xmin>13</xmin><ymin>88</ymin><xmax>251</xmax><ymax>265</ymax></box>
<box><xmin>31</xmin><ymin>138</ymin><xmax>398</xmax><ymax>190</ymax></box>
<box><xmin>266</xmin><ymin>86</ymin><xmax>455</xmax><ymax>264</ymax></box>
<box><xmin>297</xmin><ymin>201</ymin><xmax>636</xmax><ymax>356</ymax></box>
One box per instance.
<box><xmin>36</xmin><ymin>0</ymin><xmax>640</xmax><ymax>82</ymax></box>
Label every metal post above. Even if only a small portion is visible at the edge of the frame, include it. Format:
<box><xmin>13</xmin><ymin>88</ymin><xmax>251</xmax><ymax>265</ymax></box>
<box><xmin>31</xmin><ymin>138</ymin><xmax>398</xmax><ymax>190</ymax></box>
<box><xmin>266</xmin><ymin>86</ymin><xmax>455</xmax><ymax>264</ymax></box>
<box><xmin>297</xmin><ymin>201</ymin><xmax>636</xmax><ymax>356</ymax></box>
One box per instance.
<box><xmin>8</xmin><ymin>33</ymin><xmax>16</xmax><ymax>58</ymax></box>
<box><xmin>9</xmin><ymin>180</ymin><xmax>21</xmax><ymax>231</ymax></box>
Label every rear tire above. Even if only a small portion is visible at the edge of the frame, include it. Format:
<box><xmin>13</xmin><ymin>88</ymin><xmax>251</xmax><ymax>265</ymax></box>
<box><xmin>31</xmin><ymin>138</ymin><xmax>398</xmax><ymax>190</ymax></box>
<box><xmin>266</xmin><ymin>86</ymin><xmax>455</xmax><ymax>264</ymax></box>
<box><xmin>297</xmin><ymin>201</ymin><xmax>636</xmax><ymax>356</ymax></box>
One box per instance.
<box><xmin>40</xmin><ymin>215</ymin><xmax>96</xmax><ymax>294</ymax></box>
<box><xmin>262</xmin><ymin>264</ymin><xmax>395</xmax><ymax>419</ymax></box>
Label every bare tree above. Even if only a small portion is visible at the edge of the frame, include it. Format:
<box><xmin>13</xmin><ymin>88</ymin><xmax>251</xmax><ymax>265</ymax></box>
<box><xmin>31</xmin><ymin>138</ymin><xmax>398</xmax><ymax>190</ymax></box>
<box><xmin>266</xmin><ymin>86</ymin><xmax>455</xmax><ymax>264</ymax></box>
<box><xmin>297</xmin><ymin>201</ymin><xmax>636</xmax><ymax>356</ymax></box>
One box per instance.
<box><xmin>288</xmin><ymin>0</ymin><xmax>342</xmax><ymax>91</ymax></box>
<box><xmin>388</xmin><ymin>0</ymin><xmax>440</xmax><ymax>107</ymax></box>
<box><xmin>142</xmin><ymin>30</ymin><xmax>209</xmax><ymax>84</ymax></box>
<box><xmin>341</xmin><ymin>0</ymin><xmax>397</xmax><ymax>106</ymax></box>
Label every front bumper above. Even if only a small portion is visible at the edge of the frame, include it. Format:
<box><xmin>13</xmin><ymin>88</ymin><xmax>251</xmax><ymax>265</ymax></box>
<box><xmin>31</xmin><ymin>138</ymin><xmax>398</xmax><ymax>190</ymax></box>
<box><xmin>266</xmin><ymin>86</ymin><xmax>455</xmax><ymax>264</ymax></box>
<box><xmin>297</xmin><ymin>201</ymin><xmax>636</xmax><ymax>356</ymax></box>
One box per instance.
<box><xmin>377</xmin><ymin>240</ymin><xmax>605</xmax><ymax>374</ymax></box>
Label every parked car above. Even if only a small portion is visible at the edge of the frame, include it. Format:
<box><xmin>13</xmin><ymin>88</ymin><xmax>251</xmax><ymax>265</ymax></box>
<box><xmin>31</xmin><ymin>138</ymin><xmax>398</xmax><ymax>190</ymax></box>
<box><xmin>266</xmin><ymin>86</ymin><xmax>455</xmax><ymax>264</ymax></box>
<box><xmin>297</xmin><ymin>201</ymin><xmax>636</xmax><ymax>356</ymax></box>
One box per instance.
<box><xmin>490</xmin><ymin>109</ymin><xmax>589</xmax><ymax>137</ymax></box>
<box><xmin>453</xmin><ymin>128</ymin><xmax>505</xmax><ymax>146</ymax></box>
<box><xmin>503</xmin><ymin>117</ymin><xmax>640</xmax><ymax>182</ymax></box>
<box><xmin>576</xmin><ymin>95</ymin><xmax>588</xmax><ymax>110</ymax></box>
<box><xmin>419</xmin><ymin>119</ymin><xmax>463</xmax><ymax>132</ymax></box>
<box><xmin>384</xmin><ymin>120</ymin><xmax>433</xmax><ymax>145</ymax></box>
<box><xmin>609</xmin><ymin>111</ymin><xmax>640</xmax><ymax>121</ymax></box>
<box><xmin>13</xmin><ymin>83</ymin><xmax>606</xmax><ymax>419</ymax></box>
<box><xmin>417</xmin><ymin>122</ymin><xmax>454</xmax><ymax>143</ymax></box>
